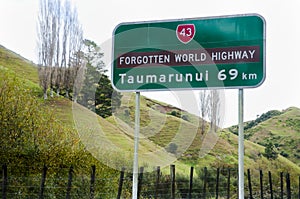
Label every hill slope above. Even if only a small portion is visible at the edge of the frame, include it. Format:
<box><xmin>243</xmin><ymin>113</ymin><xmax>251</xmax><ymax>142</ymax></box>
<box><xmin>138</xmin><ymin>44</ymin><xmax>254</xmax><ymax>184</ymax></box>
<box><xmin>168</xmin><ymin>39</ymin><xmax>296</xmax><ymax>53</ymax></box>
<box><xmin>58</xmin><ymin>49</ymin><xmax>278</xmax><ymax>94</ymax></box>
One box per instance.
<box><xmin>229</xmin><ymin>107</ymin><xmax>300</xmax><ymax>166</ymax></box>
<box><xmin>1</xmin><ymin>44</ymin><xmax>300</xmax><ymax>180</ymax></box>
<box><xmin>0</xmin><ymin>44</ymin><xmax>39</xmax><ymax>84</ymax></box>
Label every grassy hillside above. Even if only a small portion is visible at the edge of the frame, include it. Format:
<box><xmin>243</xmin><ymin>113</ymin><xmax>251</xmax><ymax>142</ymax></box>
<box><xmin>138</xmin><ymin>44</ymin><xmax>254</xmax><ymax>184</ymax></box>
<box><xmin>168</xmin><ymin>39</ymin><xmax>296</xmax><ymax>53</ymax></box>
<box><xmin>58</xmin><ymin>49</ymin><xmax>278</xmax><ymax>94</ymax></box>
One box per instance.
<box><xmin>229</xmin><ymin>107</ymin><xmax>300</xmax><ymax>166</ymax></box>
<box><xmin>0</xmin><ymin>45</ymin><xmax>122</xmax><ymax>197</ymax></box>
<box><xmin>0</xmin><ymin>45</ymin><xmax>39</xmax><ymax>84</ymax></box>
<box><xmin>1</xmin><ymin>43</ymin><xmax>300</xmax><ymax>182</ymax></box>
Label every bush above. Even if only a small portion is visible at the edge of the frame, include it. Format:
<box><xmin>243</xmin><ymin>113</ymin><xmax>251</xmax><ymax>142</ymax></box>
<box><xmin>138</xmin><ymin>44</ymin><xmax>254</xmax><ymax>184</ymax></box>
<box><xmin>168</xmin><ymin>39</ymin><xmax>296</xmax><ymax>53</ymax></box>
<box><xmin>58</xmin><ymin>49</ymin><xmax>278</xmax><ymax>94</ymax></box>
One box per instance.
<box><xmin>181</xmin><ymin>114</ymin><xmax>190</xmax><ymax>121</ymax></box>
<box><xmin>280</xmin><ymin>151</ymin><xmax>289</xmax><ymax>158</ymax></box>
<box><xmin>264</xmin><ymin>141</ymin><xmax>278</xmax><ymax>160</ymax></box>
<box><xmin>166</xmin><ymin>143</ymin><xmax>178</xmax><ymax>154</ymax></box>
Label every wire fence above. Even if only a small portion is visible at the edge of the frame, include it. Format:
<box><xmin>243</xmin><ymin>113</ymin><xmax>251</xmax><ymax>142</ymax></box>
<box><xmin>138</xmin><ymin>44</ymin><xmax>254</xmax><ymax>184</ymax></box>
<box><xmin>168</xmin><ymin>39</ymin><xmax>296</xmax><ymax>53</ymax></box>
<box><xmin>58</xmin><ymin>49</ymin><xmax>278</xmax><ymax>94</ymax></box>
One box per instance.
<box><xmin>1</xmin><ymin>164</ymin><xmax>300</xmax><ymax>198</ymax></box>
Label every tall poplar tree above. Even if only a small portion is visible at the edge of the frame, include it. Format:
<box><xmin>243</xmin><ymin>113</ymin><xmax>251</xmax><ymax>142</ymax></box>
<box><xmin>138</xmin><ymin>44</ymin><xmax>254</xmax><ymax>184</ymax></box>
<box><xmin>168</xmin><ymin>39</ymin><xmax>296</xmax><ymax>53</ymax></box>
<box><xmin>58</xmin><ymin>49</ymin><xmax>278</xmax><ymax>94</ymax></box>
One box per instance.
<box><xmin>37</xmin><ymin>0</ymin><xmax>84</xmax><ymax>99</ymax></box>
<box><xmin>199</xmin><ymin>90</ymin><xmax>209</xmax><ymax>134</ymax></box>
<box><xmin>208</xmin><ymin>89</ymin><xmax>221</xmax><ymax>133</ymax></box>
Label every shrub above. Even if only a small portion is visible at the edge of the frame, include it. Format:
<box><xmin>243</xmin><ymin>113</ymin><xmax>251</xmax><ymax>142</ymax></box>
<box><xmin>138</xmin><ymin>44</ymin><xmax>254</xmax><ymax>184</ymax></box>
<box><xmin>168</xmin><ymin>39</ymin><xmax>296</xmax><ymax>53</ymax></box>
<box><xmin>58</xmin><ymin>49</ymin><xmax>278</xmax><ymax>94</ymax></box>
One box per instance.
<box><xmin>166</xmin><ymin>143</ymin><xmax>178</xmax><ymax>154</ymax></box>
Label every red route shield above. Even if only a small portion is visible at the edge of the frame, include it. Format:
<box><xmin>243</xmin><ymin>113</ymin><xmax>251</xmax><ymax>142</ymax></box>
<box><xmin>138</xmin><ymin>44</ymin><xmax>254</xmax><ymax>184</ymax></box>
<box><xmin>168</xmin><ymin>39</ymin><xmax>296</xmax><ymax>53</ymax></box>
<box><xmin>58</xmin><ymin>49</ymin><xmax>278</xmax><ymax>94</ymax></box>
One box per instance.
<box><xmin>176</xmin><ymin>24</ymin><xmax>196</xmax><ymax>44</ymax></box>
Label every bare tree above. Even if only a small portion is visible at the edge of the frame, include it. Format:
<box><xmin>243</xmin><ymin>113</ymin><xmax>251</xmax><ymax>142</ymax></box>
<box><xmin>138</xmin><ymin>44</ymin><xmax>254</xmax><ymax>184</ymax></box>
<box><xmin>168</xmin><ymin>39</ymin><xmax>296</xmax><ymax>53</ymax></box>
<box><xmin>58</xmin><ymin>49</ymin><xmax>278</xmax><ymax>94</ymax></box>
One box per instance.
<box><xmin>198</xmin><ymin>89</ymin><xmax>221</xmax><ymax>158</ymax></box>
<box><xmin>37</xmin><ymin>0</ymin><xmax>84</xmax><ymax>99</ymax></box>
<box><xmin>37</xmin><ymin>0</ymin><xmax>51</xmax><ymax>99</ymax></box>
<box><xmin>37</xmin><ymin>0</ymin><xmax>60</xmax><ymax>99</ymax></box>
<box><xmin>208</xmin><ymin>89</ymin><xmax>221</xmax><ymax>133</ymax></box>
<box><xmin>199</xmin><ymin>90</ymin><xmax>209</xmax><ymax>134</ymax></box>
<box><xmin>38</xmin><ymin>66</ymin><xmax>51</xmax><ymax>99</ymax></box>
<box><xmin>63</xmin><ymin>1</ymin><xmax>85</xmax><ymax>99</ymax></box>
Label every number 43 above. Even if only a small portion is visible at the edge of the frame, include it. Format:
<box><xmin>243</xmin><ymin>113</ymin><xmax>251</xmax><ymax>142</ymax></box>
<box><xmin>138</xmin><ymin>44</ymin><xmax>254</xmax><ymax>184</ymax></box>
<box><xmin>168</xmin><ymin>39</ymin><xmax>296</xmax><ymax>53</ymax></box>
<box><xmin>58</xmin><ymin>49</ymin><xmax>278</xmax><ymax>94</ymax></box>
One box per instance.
<box><xmin>180</xmin><ymin>28</ymin><xmax>192</xmax><ymax>37</ymax></box>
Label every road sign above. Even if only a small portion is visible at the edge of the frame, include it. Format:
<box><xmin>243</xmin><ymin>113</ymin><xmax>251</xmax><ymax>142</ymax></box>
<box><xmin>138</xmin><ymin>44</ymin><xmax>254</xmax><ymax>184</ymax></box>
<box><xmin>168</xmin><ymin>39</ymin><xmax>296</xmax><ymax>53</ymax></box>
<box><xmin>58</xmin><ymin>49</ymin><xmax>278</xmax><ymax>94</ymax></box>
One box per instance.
<box><xmin>112</xmin><ymin>14</ymin><xmax>265</xmax><ymax>92</ymax></box>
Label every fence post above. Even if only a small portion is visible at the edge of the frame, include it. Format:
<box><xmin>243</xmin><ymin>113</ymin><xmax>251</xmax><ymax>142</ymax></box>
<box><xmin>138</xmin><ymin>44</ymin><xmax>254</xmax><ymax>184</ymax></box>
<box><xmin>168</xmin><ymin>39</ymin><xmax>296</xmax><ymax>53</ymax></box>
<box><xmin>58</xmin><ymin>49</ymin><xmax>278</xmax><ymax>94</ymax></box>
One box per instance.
<box><xmin>216</xmin><ymin>168</ymin><xmax>220</xmax><ymax>199</ymax></box>
<box><xmin>170</xmin><ymin>165</ymin><xmax>175</xmax><ymax>199</ymax></box>
<box><xmin>39</xmin><ymin>165</ymin><xmax>47</xmax><ymax>199</ymax></box>
<box><xmin>66</xmin><ymin>166</ymin><xmax>73</xmax><ymax>199</ymax></box>
<box><xmin>268</xmin><ymin>171</ymin><xmax>273</xmax><ymax>199</ymax></box>
<box><xmin>2</xmin><ymin>164</ymin><xmax>7</xmax><ymax>199</ymax></box>
<box><xmin>203</xmin><ymin>167</ymin><xmax>207</xmax><ymax>199</ymax></box>
<box><xmin>117</xmin><ymin>167</ymin><xmax>125</xmax><ymax>199</ymax></box>
<box><xmin>227</xmin><ymin>168</ymin><xmax>230</xmax><ymax>199</ymax></box>
<box><xmin>188</xmin><ymin>166</ymin><xmax>194</xmax><ymax>199</ymax></box>
<box><xmin>90</xmin><ymin>165</ymin><xmax>96</xmax><ymax>199</ymax></box>
<box><xmin>247</xmin><ymin>169</ymin><xmax>253</xmax><ymax>199</ymax></box>
<box><xmin>137</xmin><ymin>167</ymin><xmax>144</xmax><ymax>199</ymax></box>
<box><xmin>286</xmin><ymin>173</ymin><xmax>291</xmax><ymax>199</ymax></box>
<box><xmin>298</xmin><ymin>175</ymin><xmax>300</xmax><ymax>199</ymax></box>
<box><xmin>280</xmin><ymin>172</ymin><xmax>284</xmax><ymax>199</ymax></box>
<box><xmin>259</xmin><ymin>169</ymin><xmax>263</xmax><ymax>199</ymax></box>
<box><xmin>154</xmin><ymin>166</ymin><xmax>160</xmax><ymax>199</ymax></box>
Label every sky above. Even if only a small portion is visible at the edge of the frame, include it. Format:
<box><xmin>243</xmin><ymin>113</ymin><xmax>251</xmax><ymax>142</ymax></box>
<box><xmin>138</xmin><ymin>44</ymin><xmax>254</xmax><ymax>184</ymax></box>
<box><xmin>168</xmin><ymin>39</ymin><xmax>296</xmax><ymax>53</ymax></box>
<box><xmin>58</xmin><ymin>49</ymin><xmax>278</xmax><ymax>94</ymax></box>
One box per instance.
<box><xmin>0</xmin><ymin>0</ymin><xmax>300</xmax><ymax>127</ymax></box>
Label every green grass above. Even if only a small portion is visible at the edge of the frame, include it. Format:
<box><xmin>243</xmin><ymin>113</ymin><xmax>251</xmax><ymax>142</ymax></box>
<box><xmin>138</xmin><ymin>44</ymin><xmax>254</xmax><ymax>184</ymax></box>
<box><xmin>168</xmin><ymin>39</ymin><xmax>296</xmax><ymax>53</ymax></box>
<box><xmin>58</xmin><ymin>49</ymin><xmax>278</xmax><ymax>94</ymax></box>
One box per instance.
<box><xmin>45</xmin><ymin>90</ymin><xmax>300</xmax><ymax>178</ymax></box>
<box><xmin>1</xmin><ymin>43</ymin><xmax>300</xmax><ymax>180</ymax></box>
<box><xmin>242</xmin><ymin>107</ymin><xmax>300</xmax><ymax>166</ymax></box>
<box><xmin>0</xmin><ymin>45</ymin><xmax>39</xmax><ymax>84</ymax></box>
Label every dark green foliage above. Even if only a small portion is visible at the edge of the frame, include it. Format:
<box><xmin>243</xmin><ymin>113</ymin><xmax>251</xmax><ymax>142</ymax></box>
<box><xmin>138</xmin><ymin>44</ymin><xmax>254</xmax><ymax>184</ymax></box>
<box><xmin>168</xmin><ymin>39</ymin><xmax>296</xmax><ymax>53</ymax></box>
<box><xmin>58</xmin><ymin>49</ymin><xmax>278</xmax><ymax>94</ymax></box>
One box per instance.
<box><xmin>264</xmin><ymin>141</ymin><xmax>278</xmax><ymax>160</ymax></box>
<box><xmin>294</xmin><ymin>153</ymin><xmax>300</xmax><ymax>159</ymax></box>
<box><xmin>77</xmin><ymin>39</ymin><xmax>122</xmax><ymax>118</ymax></box>
<box><xmin>95</xmin><ymin>74</ymin><xmax>121</xmax><ymax>118</ymax></box>
<box><xmin>229</xmin><ymin>109</ymin><xmax>282</xmax><ymax>135</ymax></box>
<box><xmin>286</xmin><ymin>118</ymin><xmax>300</xmax><ymax>131</ymax></box>
<box><xmin>280</xmin><ymin>151</ymin><xmax>289</xmax><ymax>158</ymax></box>
<box><xmin>166</xmin><ymin>143</ymin><xmax>178</xmax><ymax>154</ymax></box>
<box><xmin>168</xmin><ymin>110</ymin><xmax>181</xmax><ymax>118</ymax></box>
<box><xmin>255</xmin><ymin>110</ymin><xmax>282</xmax><ymax>124</ymax></box>
<box><xmin>181</xmin><ymin>114</ymin><xmax>190</xmax><ymax>121</ymax></box>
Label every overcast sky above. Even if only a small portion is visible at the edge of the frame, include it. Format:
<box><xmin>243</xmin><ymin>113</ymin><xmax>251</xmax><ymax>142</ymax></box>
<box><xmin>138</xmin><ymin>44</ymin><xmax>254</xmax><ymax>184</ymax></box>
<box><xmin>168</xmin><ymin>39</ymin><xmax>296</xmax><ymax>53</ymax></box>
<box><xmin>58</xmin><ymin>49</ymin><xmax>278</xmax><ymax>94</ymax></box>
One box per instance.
<box><xmin>0</xmin><ymin>0</ymin><xmax>300</xmax><ymax>127</ymax></box>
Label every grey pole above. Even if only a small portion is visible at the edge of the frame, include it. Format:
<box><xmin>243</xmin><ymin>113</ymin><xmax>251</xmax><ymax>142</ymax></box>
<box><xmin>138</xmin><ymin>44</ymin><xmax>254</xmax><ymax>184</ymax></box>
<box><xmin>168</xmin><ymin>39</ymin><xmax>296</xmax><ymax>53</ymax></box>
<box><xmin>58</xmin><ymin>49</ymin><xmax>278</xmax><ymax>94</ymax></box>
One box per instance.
<box><xmin>238</xmin><ymin>89</ymin><xmax>244</xmax><ymax>199</ymax></box>
<box><xmin>132</xmin><ymin>92</ymin><xmax>140</xmax><ymax>199</ymax></box>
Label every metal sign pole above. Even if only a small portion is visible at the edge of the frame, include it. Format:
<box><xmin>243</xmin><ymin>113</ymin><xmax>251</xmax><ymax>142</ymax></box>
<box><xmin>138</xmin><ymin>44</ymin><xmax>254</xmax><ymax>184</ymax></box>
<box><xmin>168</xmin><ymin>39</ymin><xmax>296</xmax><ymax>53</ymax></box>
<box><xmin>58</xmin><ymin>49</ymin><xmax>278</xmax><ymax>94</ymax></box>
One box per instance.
<box><xmin>132</xmin><ymin>92</ymin><xmax>140</xmax><ymax>199</ymax></box>
<box><xmin>238</xmin><ymin>88</ymin><xmax>244</xmax><ymax>199</ymax></box>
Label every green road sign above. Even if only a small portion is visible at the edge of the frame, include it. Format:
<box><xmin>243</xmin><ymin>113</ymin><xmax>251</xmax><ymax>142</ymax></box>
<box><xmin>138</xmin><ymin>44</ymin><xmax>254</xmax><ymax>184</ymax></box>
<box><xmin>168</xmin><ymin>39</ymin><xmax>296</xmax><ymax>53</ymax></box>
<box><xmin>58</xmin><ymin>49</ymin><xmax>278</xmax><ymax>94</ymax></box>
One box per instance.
<box><xmin>112</xmin><ymin>14</ymin><xmax>265</xmax><ymax>92</ymax></box>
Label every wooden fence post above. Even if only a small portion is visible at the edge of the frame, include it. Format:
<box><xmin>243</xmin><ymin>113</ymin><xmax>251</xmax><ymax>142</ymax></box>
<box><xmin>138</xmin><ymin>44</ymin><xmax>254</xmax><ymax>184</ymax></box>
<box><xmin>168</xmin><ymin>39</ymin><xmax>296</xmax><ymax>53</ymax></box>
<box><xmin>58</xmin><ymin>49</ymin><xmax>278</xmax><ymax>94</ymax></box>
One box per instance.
<box><xmin>39</xmin><ymin>165</ymin><xmax>47</xmax><ymax>199</ymax></box>
<box><xmin>90</xmin><ymin>165</ymin><xmax>96</xmax><ymax>199</ymax></box>
<box><xmin>280</xmin><ymin>172</ymin><xmax>284</xmax><ymax>199</ymax></box>
<box><xmin>137</xmin><ymin>167</ymin><xmax>144</xmax><ymax>199</ymax></box>
<box><xmin>66</xmin><ymin>166</ymin><xmax>73</xmax><ymax>199</ymax></box>
<box><xmin>188</xmin><ymin>166</ymin><xmax>194</xmax><ymax>199</ymax></box>
<box><xmin>154</xmin><ymin>166</ymin><xmax>160</xmax><ymax>199</ymax></box>
<box><xmin>216</xmin><ymin>168</ymin><xmax>220</xmax><ymax>199</ymax></box>
<box><xmin>286</xmin><ymin>173</ymin><xmax>291</xmax><ymax>199</ymax></box>
<box><xmin>247</xmin><ymin>169</ymin><xmax>253</xmax><ymax>199</ymax></box>
<box><xmin>259</xmin><ymin>169</ymin><xmax>263</xmax><ymax>199</ymax></box>
<box><xmin>117</xmin><ymin>167</ymin><xmax>125</xmax><ymax>199</ymax></box>
<box><xmin>227</xmin><ymin>168</ymin><xmax>230</xmax><ymax>199</ymax></box>
<box><xmin>2</xmin><ymin>164</ymin><xmax>7</xmax><ymax>199</ymax></box>
<box><xmin>170</xmin><ymin>165</ymin><xmax>175</xmax><ymax>199</ymax></box>
<box><xmin>203</xmin><ymin>167</ymin><xmax>207</xmax><ymax>199</ymax></box>
<box><xmin>268</xmin><ymin>171</ymin><xmax>273</xmax><ymax>199</ymax></box>
<box><xmin>298</xmin><ymin>175</ymin><xmax>300</xmax><ymax>199</ymax></box>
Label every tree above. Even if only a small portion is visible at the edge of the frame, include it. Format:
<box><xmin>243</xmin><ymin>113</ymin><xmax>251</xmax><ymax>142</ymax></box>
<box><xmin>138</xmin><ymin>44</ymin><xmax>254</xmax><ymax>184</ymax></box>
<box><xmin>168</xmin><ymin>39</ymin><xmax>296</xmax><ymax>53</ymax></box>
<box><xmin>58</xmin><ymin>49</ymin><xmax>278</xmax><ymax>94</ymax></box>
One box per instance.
<box><xmin>166</xmin><ymin>143</ymin><xmax>178</xmax><ymax>155</ymax></box>
<box><xmin>199</xmin><ymin>90</ymin><xmax>221</xmax><ymax>133</ymax></box>
<box><xmin>77</xmin><ymin>40</ymin><xmax>105</xmax><ymax>110</ymax></box>
<box><xmin>0</xmin><ymin>69</ymin><xmax>73</xmax><ymax>166</ymax></box>
<box><xmin>95</xmin><ymin>74</ymin><xmax>120</xmax><ymax>118</ymax></box>
<box><xmin>63</xmin><ymin>1</ymin><xmax>84</xmax><ymax>99</ymax></box>
<box><xmin>37</xmin><ymin>0</ymin><xmax>84</xmax><ymax>99</ymax></box>
<box><xmin>208</xmin><ymin>89</ymin><xmax>221</xmax><ymax>133</ymax></box>
<box><xmin>77</xmin><ymin>40</ymin><xmax>122</xmax><ymax>118</ymax></box>
<box><xmin>264</xmin><ymin>141</ymin><xmax>278</xmax><ymax>160</ymax></box>
<box><xmin>37</xmin><ymin>0</ymin><xmax>61</xmax><ymax>99</ymax></box>
<box><xmin>199</xmin><ymin>90</ymin><xmax>209</xmax><ymax>134</ymax></box>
